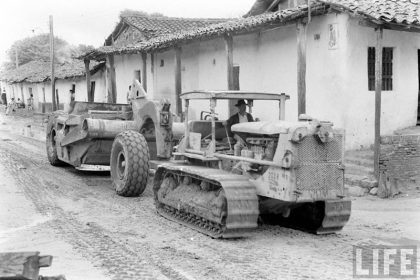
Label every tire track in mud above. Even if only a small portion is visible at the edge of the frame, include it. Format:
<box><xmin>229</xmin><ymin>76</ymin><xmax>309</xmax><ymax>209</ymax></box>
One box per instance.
<box><xmin>0</xmin><ymin>146</ymin><xmax>183</xmax><ymax>280</ymax></box>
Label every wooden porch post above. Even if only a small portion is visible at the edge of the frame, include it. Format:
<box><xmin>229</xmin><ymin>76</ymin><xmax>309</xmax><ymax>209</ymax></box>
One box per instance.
<box><xmin>84</xmin><ymin>59</ymin><xmax>92</xmax><ymax>102</ymax></box>
<box><xmin>20</xmin><ymin>85</ymin><xmax>24</xmax><ymax>103</ymax></box>
<box><xmin>142</xmin><ymin>52</ymin><xmax>147</xmax><ymax>92</ymax></box>
<box><xmin>175</xmin><ymin>47</ymin><xmax>182</xmax><ymax>117</ymax></box>
<box><xmin>374</xmin><ymin>27</ymin><xmax>383</xmax><ymax>179</ymax></box>
<box><xmin>107</xmin><ymin>54</ymin><xmax>117</xmax><ymax>103</ymax></box>
<box><xmin>225</xmin><ymin>34</ymin><xmax>235</xmax><ymax>116</ymax></box>
<box><xmin>297</xmin><ymin>19</ymin><xmax>307</xmax><ymax>116</ymax></box>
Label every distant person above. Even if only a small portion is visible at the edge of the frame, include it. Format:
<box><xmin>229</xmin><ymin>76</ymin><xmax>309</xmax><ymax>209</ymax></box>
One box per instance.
<box><xmin>27</xmin><ymin>94</ymin><xmax>34</xmax><ymax>110</ymax></box>
<box><xmin>67</xmin><ymin>89</ymin><xmax>76</xmax><ymax>113</ymax></box>
<box><xmin>17</xmin><ymin>98</ymin><xmax>24</xmax><ymax>109</ymax></box>
<box><xmin>6</xmin><ymin>98</ymin><xmax>16</xmax><ymax>115</ymax></box>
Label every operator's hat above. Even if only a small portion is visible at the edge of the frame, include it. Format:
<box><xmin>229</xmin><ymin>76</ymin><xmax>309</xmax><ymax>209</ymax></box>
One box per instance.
<box><xmin>234</xmin><ymin>99</ymin><xmax>247</xmax><ymax>107</ymax></box>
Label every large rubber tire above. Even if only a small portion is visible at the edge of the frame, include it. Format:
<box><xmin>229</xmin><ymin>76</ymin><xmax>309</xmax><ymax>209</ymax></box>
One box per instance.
<box><xmin>46</xmin><ymin>128</ymin><xmax>64</xmax><ymax>166</ymax></box>
<box><xmin>110</xmin><ymin>130</ymin><xmax>150</xmax><ymax>197</ymax></box>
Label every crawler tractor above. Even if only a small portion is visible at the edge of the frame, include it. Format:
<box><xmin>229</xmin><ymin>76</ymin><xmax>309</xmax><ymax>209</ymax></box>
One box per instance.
<box><xmin>153</xmin><ymin>91</ymin><xmax>351</xmax><ymax>238</ymax></box>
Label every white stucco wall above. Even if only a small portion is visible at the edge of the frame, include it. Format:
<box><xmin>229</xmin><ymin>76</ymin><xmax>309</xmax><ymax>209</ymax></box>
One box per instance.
<box><xmin>185</xmin><ymin>38</ymin><xmax>230</xmax><ymax>120</ymax></box>
<box><xmin>341</xmin><ymin>17</ymin><xmax>420</xmax><ymax>149</ymax></box>
<box><xmin>114</xmin><ymin>54</ymin><xmax>143</xmax><ymax>103</ymax></box>
<box><xmin>233</xmin><ymin>26</ymin><xmax>298</xmax><ymax>122</ymax></box>
<box><xmin>72</xmin><ymin>69</ymin><xmax>107</xmax><ymax>103</ymax></box>
<box><xmin>154</xmin><ymin>50</ymin><xmax>176</xmax><ymax>106</ymax></box>
<box><xmin>112</xmin><ymin>53</ymin><xmax>158</xmax><ymax>104</ymax></box>
<box><xmin>92</xmin><ymin>68</ymin><xmax>107</xmax><ymax>103</ymax></box>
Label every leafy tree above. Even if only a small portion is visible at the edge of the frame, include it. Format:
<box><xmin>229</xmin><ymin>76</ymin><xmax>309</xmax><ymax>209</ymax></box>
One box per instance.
<box><xmin>4</xmin><ymin>34</ymin><xmax>95</xmax><ymax>69</ymax></box>
<box><xmin>7</xmin><ymin>34</ymin><xmax>68</xmax><ymax>66</ymax></box>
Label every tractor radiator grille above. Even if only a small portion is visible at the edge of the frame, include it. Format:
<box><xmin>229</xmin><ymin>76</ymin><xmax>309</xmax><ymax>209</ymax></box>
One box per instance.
<box><xmin>296</xmin><ymin>134</ymin><xmax>343</xmax><ymax>163</ymax></box>
<box><xmin>295</xmin><ymin>134</ymin><xmax>344</xmax><ymax>192</ymax></box>
<box><xmin>296</xmin><ymin>163</ymin><xmax>344</xmax><ymax>192</ymax></box>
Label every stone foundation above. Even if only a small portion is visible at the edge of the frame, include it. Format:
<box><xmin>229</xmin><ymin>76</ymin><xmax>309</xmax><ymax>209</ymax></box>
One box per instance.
<box><xmin>380</xmin><ymin>134</ymin><xmax>420</xmax><ymax>194</ymax></box>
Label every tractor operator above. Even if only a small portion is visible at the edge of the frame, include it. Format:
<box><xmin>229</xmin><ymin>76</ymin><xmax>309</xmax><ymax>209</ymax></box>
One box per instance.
<box><xmin>225</xmin><ymin>99</ymin><xmax>253</xmax><ymax>152</ymax></box>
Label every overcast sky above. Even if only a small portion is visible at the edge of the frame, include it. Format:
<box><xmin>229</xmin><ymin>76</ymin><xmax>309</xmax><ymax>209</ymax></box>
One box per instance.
<box><xmin>0</xmin><ymin>0</ymin><xmax>255</xmax><ymax>65</ymax></box>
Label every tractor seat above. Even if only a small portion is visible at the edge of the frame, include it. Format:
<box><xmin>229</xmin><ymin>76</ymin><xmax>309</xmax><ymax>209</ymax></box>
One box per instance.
<box><xmin>188</xmin><ymin>120</ymin><xmax>227</xmax><ymax>140</ymax></box>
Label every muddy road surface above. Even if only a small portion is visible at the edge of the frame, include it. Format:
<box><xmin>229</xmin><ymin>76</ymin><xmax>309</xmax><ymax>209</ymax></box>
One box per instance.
<box><xmin>0</xmin><ymin>129</ymin><xmax>419</xmax><ymax>279</ymax></box>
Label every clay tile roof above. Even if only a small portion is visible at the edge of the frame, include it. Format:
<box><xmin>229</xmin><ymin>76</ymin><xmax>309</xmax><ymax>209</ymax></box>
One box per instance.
<box><xmin>0</xmin><ymin>60</ymin><xmax>104</xmax><ymax>83</ymax></box>
<box><xmin>320</xmin><ymin>0</ymin><xmax>420</xmax><ymax>25</ymax></box>
<box><xmin>122</xmin><ymin>15</ymin><xmax>230</xmax><ymax>39</ymax></box>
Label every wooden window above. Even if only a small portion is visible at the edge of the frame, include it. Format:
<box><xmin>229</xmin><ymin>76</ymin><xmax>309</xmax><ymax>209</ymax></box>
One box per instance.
<box><xmin>368</xmin><ymin>47</ymin><xmax>393</xmax><ymax>91</ymax></box>
<box><xmin>90</xmin><ymin>81</ymin><xmax>96</xmax><ymax>101</ymax></box>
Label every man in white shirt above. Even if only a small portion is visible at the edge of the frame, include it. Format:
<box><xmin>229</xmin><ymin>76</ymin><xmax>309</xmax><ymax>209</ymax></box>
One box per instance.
<box><xmin>226</xmin><ymin>99</ymin><xmax>254</xmax><ymax>136</ymax></box>
<box><xmin>225</xmin><ymin>100</ymin><xmax>254</xmax><ymax>153</ymax></box>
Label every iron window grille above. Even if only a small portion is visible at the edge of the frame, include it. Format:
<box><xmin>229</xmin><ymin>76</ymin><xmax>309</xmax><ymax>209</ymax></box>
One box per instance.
<box><xmin>368</xmin><ymin>47</ymin><xmax>393</xmax><ymax>91</ymax></box>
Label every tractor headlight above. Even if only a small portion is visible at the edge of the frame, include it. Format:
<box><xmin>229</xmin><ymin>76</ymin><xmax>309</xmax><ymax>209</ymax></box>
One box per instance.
<box><xmin>316</xmin><ymin>125</ymin><xmax>334</xmax><ymax>143</ymax></box>
<box><xmin>290</xmin><ymin>127</ymin><xmax>308</xmax><ymax>143</ymax></box>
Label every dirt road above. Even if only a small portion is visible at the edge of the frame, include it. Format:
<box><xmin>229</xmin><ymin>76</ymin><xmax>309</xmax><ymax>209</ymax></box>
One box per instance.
<box><xmin>0</xmin><ymin>122</ymin><xmax>419</xmax><ymax>279</ymax></box>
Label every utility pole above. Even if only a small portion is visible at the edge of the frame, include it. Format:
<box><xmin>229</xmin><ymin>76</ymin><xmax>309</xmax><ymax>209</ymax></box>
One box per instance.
<box><xmin>49</xmin><ymin>15</ymin><xmax>56</xmax><ymax>111</ymax></box>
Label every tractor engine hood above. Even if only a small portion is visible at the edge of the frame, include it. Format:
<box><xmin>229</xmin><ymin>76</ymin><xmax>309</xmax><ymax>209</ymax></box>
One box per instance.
<box><xmin>231</xmin><ymin>121</ymin><xmax>302</xmax><ymax>135</ymax></box>
<box><xmin>231</xmin><ymin>120</ymin><xmax>336</xmax><ymax>143</ymax></box>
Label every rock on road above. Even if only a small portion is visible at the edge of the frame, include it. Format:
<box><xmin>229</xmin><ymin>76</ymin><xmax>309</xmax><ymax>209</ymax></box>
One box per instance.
<box><xmin>0</xmin><ymin>124</ymin><xmax>419</xmax><ymax>279</ymax></box>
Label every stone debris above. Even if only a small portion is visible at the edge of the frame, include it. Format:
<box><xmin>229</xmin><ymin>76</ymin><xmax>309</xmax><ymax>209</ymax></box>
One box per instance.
<box><xmin>369</xmin><ymin>187</ymin><xmax>378</xmax><ymax>195</ymax></box>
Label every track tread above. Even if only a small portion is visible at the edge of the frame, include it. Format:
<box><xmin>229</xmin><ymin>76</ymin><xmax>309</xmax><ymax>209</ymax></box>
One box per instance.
<box><xmin>154</xmin><ymin>163</ymin><xmax>259</xmax><ymax>238</ymax></box>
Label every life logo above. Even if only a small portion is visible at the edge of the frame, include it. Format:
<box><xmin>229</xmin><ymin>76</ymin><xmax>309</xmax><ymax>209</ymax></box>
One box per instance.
<box><xmin>353</xmin><ymin>245</ymin><xmax>417</xmax><ymax>278</ymax></box>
